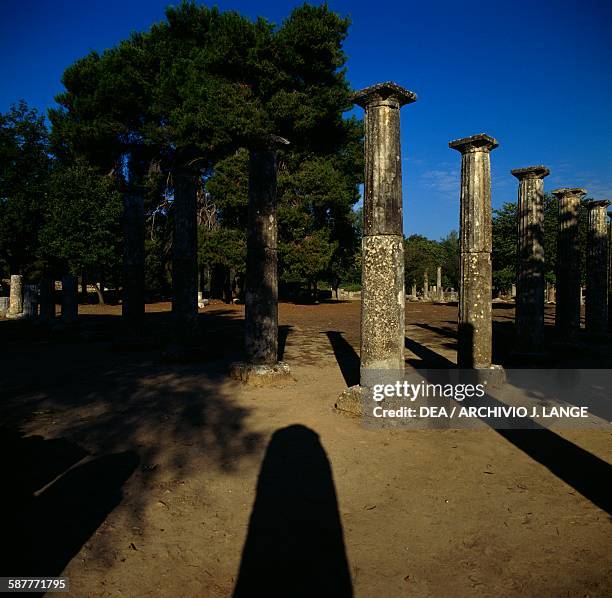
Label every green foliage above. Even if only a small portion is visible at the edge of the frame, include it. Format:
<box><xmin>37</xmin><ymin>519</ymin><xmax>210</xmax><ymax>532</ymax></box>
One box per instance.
<box><xmin>0</xmin><ymin>101</ymin><xmax>51</xmax><ymax>276</ymax></box>
<box><xmin>39</xmin><ymin>161</ymin><xmax>122</xmax><ymax>278</ymax></box>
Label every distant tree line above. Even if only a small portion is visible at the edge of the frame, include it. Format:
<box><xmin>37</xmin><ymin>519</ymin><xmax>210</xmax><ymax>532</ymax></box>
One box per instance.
<box><xmin>0</xmin><ymin>2</ymin><xmax>363</xmax><ymax>303</ymax></box>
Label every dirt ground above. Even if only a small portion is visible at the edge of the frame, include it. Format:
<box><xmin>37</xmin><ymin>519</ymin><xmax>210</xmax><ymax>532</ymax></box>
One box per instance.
<box><xmin>1</xmin><ymin>300</ymin><xmax>611</xmax><ymax>597</ymax></box>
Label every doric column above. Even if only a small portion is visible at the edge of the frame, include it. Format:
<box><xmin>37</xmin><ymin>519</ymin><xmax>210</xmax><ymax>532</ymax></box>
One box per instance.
<box><xmin>172</xmin><ymin>166</ymin><xmax>199</xmax><ymax>337</ymax></box>
<box><xmin>353</xmin><ymin>82</ymin><xmax>416</xmax><ymax>385</ymax></box>
<box><xmin>122</xmin><ymin>193</ymin><xmax>145</xmax><ymax>330</ymax></box>
<box><xmin>511</xmin><ymin>165</ymin><xmax>549</xmax><ymax>352</ymax></box>
<box><xmin>585</xmin><ymin>200</ymin><xmax>611</xmax><ymax>334</ymax></box>
<box><xmin>553</xmin><ymin>188</ymin><xmax>586</xmax><ymax>342</ymax></box>
<box><xmin>436</xmin><ymin>266</ymin><xmax>443</xmax><ymax>301</ymax></box>
<box><xmin>608</xmin><ymin>211</ymin><xmax>612</xmax><ymax>333</ymax></box>
<box><xmin>423</xmin><ymin>270</ymin><xmax>429</xmax><ymax>300</ymax></box>
<box><xmin>38</xmin><ymin>277</ymin><xmax>55</xmax><ymax>321</ymax></box>
<box><xmin>61</xmin><ymin>274</ymin><xmax>78</xmax><ymax>324</ymax></box>
<box><xmin>449</xmin><ymin>134</ymin><xmax>498</xmax><ymax>368</ymax></box>
<box><xmin>7</xmin><ymin>274</ymin><xmax>23</xmax><ymax>318</ymax></box>
<box><xmin>244</xmin><ymin>136</ymin><xmax>288</xmax><ymax>366</ymax></box>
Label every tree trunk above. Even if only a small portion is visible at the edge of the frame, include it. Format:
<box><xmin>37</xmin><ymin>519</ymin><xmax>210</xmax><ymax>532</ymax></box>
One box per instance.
<box><xmin>93</xmin><ymin>282</ymin><xmax>105</xmax><ymax>305</ymax></box>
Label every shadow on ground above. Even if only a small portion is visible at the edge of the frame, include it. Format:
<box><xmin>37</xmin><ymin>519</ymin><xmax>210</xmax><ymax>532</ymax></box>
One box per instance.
<box><xmin>233</xmin><ymin>424</ymin><xmax>353</xmax><ymax>597</ymax></box>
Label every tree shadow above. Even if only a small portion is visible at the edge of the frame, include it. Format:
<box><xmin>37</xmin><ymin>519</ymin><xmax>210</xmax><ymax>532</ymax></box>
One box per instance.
<box><xmin>0</xmin><ymin>309</ymin><xmax>264</xmax><ymax>577</ymax></box>
<box><xmin>2</xmin><ymin>428</ymin><xmax>138</xmax><ymax>581</ymax></box>
<box><xmin>233</xmin><ymin>424</ymin><xmax>353</xmax><ymax>597</ymax></box>
<box><xmin>324</xmin><ymin>331</ymin><xmax>360</xmax><ymax>386</ymax></box>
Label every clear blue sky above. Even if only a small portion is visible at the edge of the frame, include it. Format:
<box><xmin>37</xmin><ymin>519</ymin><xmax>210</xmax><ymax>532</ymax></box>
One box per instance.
<box><xmin>1</xmin><ymin>0</ymin><xmax>611</xmax><ymax>239</ymax></box>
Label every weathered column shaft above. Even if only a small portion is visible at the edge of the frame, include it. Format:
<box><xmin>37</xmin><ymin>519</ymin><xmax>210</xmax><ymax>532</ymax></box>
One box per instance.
<box><xmin>512</xmin><ymin>166</ymin><xmax>549</xmax><ymax>351</ymax></box>
<box><xmin>39</xmin><ymin>277</ymin><xmax>55</xmax><ymax>321</ymax></box>
<box><xmin>61</xmin><ymin>274</ymin><xmax>78</xmax><ymax>324</ymax></box>
<box><xmin>123</xmin><ymin>193</ymin><xmax>145</xmax><ymax>329</ymax></box>
<box><xmin>437</xmin><ymin>266</ymin><xmax>442</xmax><ymax>301</ymax></box>
<box><xmin>450</xmin><ymin>134</ymin><xmax>498</xmax><ymax>368</ymax></box>
<box><xmin>8</xmin><ymin>274</ymin><xmax>23</xmax><ymax>317</ymax></box>
<box><xmin>173</xmin><ymin>167</ymin><xmax>198</xmax><ymax>334</ymax></box>
<box><xmin>353</xmin><ymin>83</ymin><xmax>416</xmax><ymax>383</ymax></box>
<box><xmin>423</xmin><ymin>270</ymin><xmax>429</xmax><ymax>299</ymax></box>
<box><xmin>245</xmin><ymin>146</ymin><xmax>281</xmax><ymax>365</ymax></box>
<box><xmin>553</xmin><ymin>188</ymin><xmax>586</xmax><ymax>341</ymax></box>
<box><xmin>585</xmin><ymin>200</ymin><xmax>611</xmax><ymax>334</ymax></box>
<box><xmin>608</xmin><ymin>211</ymin><xmax>612</xmax><ymax>332</ymax></box>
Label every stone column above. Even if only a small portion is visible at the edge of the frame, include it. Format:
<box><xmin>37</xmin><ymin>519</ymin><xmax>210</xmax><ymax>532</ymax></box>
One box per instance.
<box><xmin>553</xmin><ymin>188</ymin><xmax>586</xmax><ymax>342</ymax></box>
<box><xmin>423</xmin><ymin>270</ymin><xmax>429</xmax><ymax>300</ymax></box>
<box><xmin>585</xmin><ymin>200</ymin><xmax>611</xmax><ymax>334</ymax></box>
<box><xmin>39</xmin><ymin>277</ymin><xmax>55</xmax><ymax>321</ymax></box>
<box><xmin>511</xmin><ymin>165</ymin><xmax>549</xmax><ymax>352</ymax></box>
<box><xmin>231</xmin><ymin>136</ymin><xmax>292</xmax><ymax>385</ymax></box>
<box><xmin>449</xmin><ymin>134</ymin><xmax>498</xmax><ymax>369</ymax></box>
<box><xmin>122</xmin><ymin>193</ymin><xmax>145</xmax><ymax>331</ymax></box>
<box><xmin>411</xmin><ymin>283</ymin><xmax>417</xmax><ymax>299</ymax></box>
<box><xmin>244</xmin><ymin>137</ymin><xmax>287</xmax><ymax>366</ymax></box>
<box><xmin>608</xmin><ymin>211</ymin><xmax>612</xmax><ymax>333</ymax></box>
<box><xmin>172</xmin><ymin>166</ymin><xmax>199</xmax><ymax>338</ymax></box>
<box><xmin>61</xmin><ymin>274</ymin><xmax>78</xmax><ymax>324</ymax></box>
<box><xmin>436</xmin><ymin>266</ymin><xmax>443</xmax><ymax>301</ymax></box>
<box><xmin>7</xmin><ymin>274</ymin><xmax>23</xmax><ymax>318</ymax></box>
<box><xmin>354</xmin><ymin>82</ymin><xmax>416</xmax><ymax>386</ymax></box>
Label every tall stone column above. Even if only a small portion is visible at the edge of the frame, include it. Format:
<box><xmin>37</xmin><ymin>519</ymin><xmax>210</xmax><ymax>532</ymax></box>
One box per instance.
<box><xmin>39</xmin><ymin>277</ymin><xmax>55</xmax><ymax>321</ymax></box>
<box><xmin>436</xmin><ymin>266</ymin><xmax>443</xmax><ymax>301</ymax></box>
<box><xmin>172</xmin><ymin>166</ymin><xmax>199</xmax><ymax>338</ymax></box>
<box><xmin>553</xmin><ymin>188</ymin><xmax>586</xmax><ymax>342</ymax></box>
<box><xmin>122</xmin><ymin>193</ymin><xmax>145</xmax><ymax>331</ymax></box>
<box><xmin>585</xmin><ymin>200</ymin><xmax>611</xmax><ymax>334</ymax></box>
<box><xmin>423</xmin><ymin>270</ymin><xmax>429</xmax><ymax>300</ymax></box>
<box><xmin>608</xmin><ymin>211</ymin><xmax>612</xmax><ymax>333</ymax></box>
<box><xmin>61</xmin><ymin>274</ymin><xmax>78</xmax><ymax>324</ymax></box>
<box><xmin>449</xmin><ymin>134</ymin><xmax>498</xmax><ymax>369</ymax></box>
<box><xmin>244</xmin><ymin>137</ymin><xmax>287</xmax><ymax>366</ymax></box>
<box><xmin>511</xmin><ymin>165</ymin><xmax>549</xmax><ymax>352</ymax></box>
<box><xmin>231</xmin><ymin>136</ymin><xmax>292</xmax><ymax>385</ymax></box>
<box><xmin>7</xmin><ymin>274</ymin><xmax>23</xmax><ymax>318</ymax></box>
<box><xmin>353</xmin><ymin>82</ymin><xmax>416</xmax><ymax>387</ymax></box>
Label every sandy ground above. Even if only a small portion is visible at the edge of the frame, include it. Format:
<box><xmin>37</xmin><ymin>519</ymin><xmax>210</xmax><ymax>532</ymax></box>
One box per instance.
<box><xmin>1</xmin><ymin>300</ymin><xmax>611</xmax><ymax>597</ymax></box>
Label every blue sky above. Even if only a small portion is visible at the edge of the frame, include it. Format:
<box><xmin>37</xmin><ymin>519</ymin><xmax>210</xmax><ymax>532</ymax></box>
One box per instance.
<box><xmin>1</xmin><ymin>0</ymin><xmax>611</xmax><ymax>239</ymax></box>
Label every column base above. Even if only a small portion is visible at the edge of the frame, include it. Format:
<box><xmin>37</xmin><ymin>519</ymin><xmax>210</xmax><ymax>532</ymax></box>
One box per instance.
<box><xmin>468</xmin><ymin>364</ymin><xmax>506</xmax><ymax>389</ymax></box>
<box><xmin>334</xmin><ymin>385</ymin><xmax>366</xmax><ymax>417</ymax></box>
<box><xmin>229</xmin><ymin>361</ymin><xmax>293</xmax><ymax>387</ymax></box>
<box><xmin>5</xmin><ymin>312</ymin><xmax>26</xmax><ymax>320</ymax></box>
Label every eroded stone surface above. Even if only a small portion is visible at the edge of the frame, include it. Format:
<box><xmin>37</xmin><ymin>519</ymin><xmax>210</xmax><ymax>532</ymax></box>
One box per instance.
<box><xmin>7</xmin><ymin>274</ymin><xmax>23</xmax><ymax>319</ymax></box>
<box><xmin>360</xmin><ymin>235</ymin><xmax>405</xmax><ymax>372</ymax></box>
<box><xmin>553</xmin><ymin>188</ymin><xmax>586</xmax><ymax>341</ymax></box>
<box><xmin>513</xmin><ymin>165</ymin><xmax>549</xmax><ymax>351</ymax></box>
<box><xmin>450</xmin><ymin>134</ymin><xmax>497</xmax><ymax>368</ymax></box>
<box><xmin>229</xmin><ymin>361</ymin><xmax>293</xmax><ymax>387</ymax></box>
<box><xmin>585</xmin><ymin>200</ymin><xmax>611</xmax><ymax>335</ymax></box>
<box><xmin>334</xmin><ymin>385</ymin><xmax>365</xmax><ymax>417</ymax></box>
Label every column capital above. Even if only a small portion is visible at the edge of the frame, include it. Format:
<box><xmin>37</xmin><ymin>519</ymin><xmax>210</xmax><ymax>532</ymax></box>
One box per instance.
<box><xmin>352</xmin><ymin>82</ymin><xmax>417</xmax><ymax>109</ymax></box>
<box><xmin>511</xmin><ymin>165</ymin><xmax>550</xmax><ymax>180</ymax></box>
<box><xmin>552</xmin><ymin>188</ymin><xmax>587</xmax><ymax>200</ymax></box>
<box><xmin>449</xmin><ymin>133</ymin><xmax>498</xmax><ymax>154</ymax></box>
<box><xmin>585</xmin><ymin>199</ymin><xmax>611</xmax><ymax>210</ymax></box>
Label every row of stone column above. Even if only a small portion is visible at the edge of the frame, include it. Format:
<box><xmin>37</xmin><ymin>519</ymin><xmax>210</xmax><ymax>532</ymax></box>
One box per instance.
<box><xmin>1</xmin><ymin>274</ymin><xmax>78</xmax><ymax>323</ymax></box>
<box><xmin>511</xmin><ymin>173</ymin><xmax>610</xmax><ymax>349</ymax></box>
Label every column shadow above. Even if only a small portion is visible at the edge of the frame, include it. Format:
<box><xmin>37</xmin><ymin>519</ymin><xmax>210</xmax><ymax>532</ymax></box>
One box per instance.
<box><xmin>324</xmin><ymin>331</ymin><xmax>360</xmax><ymax>387</ymax></box>
<box><xmin>233</xmin><ymin>424</ymin><xmax>353</xmax><ymax>597</ymax></box>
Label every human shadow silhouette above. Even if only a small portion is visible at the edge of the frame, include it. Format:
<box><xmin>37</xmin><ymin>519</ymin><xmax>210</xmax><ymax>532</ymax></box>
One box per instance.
<box><xmin>233</xmin><ymin>425</ymin><xmax>353</xmax><ymax>597</ymax></box>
